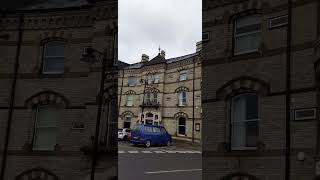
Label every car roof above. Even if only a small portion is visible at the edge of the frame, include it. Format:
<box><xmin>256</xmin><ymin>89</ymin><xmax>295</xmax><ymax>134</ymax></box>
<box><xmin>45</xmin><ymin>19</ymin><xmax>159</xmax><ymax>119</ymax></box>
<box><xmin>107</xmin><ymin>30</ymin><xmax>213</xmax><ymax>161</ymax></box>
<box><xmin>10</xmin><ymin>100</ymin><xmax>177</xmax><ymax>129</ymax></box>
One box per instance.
<box><xmin>136</xmin><ymin>124</ymin><xmax>164</xmax><ymax>128</ymax></box>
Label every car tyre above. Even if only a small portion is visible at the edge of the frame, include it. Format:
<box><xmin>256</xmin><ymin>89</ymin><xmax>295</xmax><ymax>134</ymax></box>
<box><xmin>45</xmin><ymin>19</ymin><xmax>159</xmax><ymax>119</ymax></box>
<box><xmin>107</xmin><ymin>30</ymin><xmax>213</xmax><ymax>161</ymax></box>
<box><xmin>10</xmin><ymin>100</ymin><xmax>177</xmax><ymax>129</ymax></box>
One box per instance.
<box><xmin>146</xmin><ymin>140</ymin><xmax>151</xmax><ymax>148</ymax></box>
<box><xmin>123</xmin><ymin>136</ymin><xmax>127</xmax><ymax>141</ymax></box>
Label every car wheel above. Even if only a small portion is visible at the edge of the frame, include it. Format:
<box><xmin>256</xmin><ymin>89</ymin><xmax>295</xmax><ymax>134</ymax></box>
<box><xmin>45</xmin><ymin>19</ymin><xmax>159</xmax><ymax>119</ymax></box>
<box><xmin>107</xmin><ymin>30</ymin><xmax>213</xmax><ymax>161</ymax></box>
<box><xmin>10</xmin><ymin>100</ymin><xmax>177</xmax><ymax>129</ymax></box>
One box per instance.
<box><xmin>145</xmin><ymin>140</ymin><xmax>151</xmax><ymax>148</ymax></box>
<box><xmin>166</xmin><ymin>140</ymin><xmax>171</xmax><ymax>146</ymax></box>
<box><xmin>123</xmin><ymin>136</ymin><xmax>127</xmax><ymax>141</ymax></box>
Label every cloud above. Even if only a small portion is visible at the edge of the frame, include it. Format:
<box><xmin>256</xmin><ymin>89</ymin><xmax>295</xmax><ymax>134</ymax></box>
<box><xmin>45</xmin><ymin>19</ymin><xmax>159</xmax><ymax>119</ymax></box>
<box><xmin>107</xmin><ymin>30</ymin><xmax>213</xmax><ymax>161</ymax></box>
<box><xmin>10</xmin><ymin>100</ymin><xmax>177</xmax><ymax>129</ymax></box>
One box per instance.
<box><xmin>119</xmin><ymin>0</ymin><xmax>202</xmax><ymax>63</ymax></box>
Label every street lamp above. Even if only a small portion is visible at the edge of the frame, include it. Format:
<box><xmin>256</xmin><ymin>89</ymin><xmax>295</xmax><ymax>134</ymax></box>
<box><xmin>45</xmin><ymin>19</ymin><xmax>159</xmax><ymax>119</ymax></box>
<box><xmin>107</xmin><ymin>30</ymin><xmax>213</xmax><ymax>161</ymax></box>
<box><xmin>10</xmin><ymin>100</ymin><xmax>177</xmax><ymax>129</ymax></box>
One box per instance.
<box><xmin>81</xmin><ymin>47</ymin><xmax>107</xmax><ymax>180</ymax></box>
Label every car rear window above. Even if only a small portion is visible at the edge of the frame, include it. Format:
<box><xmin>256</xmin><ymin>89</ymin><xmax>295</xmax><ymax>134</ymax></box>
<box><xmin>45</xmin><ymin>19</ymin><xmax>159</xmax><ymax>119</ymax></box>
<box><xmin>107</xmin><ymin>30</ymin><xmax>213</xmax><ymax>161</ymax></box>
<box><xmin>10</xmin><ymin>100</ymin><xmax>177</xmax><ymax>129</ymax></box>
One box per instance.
<box><xmin>125</xmin><ymin>129</ymin><xmax>131</xmax><ymax>132</ymax></box>
<box><xmin>160</xmin><ymin>128</ymin><xmax>167</xmax><ymax>134</ymax></box>
<box><xmin>152</xmin><ymin>127</ymin><xmax>161</xmax><ymax>133</ymax></box>
<box><xmin>118</xmin><ymin>129</ymin><xmax>123</xmax><ymax>132</ymax></box>
<box><xmin>144</xmin><ymin>126</ymin><xmax>153</xmax><ymax>133</ymax></box>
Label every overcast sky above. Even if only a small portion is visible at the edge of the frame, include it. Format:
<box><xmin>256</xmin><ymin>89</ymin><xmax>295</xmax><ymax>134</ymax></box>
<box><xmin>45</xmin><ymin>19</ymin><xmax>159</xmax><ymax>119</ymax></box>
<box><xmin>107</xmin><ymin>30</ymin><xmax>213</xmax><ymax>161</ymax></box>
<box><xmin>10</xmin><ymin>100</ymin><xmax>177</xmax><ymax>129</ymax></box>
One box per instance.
<box><xmin>118</xmin><ymin>0</ymin><xmax>202</xmax><ymax>64</ymax></box>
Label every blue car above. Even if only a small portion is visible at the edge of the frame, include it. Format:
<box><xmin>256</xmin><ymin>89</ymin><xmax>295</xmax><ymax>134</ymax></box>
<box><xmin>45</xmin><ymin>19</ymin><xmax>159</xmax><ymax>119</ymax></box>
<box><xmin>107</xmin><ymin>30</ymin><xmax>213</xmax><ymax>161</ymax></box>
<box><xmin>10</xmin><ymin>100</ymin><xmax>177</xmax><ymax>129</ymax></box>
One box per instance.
<box><xmin>130</xmin><ymin>124</ymin><xmax>172</xmax><ymax>147</ymax></box>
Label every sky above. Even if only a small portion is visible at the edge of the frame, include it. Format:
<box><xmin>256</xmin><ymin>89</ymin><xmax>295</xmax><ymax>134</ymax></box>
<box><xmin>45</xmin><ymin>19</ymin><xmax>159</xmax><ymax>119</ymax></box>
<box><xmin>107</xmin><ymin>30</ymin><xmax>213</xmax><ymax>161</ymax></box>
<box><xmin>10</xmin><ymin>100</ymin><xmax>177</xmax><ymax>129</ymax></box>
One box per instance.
<box><xmin>118</xmin><ymin>0</ymin><xmax>202</xmax><ymax>64</ymax></box>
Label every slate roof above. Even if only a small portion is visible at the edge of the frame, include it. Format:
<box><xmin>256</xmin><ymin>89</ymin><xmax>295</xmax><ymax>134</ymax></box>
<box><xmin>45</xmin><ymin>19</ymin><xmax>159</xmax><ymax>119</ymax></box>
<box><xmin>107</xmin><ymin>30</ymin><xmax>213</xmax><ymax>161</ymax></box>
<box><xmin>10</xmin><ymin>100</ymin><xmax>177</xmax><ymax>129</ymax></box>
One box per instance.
<box><xmin>122</xmin><ymin>52</ymin><xmax>199</xmax><ymax>70</ymax></box>
<box><xmin>20</xmin><ymin>0</ymin><xmax>90</xmax><ymax>10</ymax></box>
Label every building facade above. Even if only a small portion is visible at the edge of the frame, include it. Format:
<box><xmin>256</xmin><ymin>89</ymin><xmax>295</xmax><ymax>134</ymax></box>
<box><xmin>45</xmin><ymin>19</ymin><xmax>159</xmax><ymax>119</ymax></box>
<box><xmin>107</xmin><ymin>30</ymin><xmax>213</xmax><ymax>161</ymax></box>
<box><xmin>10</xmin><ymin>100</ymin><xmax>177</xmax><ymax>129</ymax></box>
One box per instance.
<box><xmin>118</xmin><ymin>48</ymin><xmax>202</xmax><ymax>142</ymax></box>
<box><xmin>0</xmin><ymin>0</ymin><xmax>118</xmax><ymax>179</ymax></box>
<box><xmin>202</xmin><ymin>0</ymin><xmax>320</xmax><ymax>179</ymax></box>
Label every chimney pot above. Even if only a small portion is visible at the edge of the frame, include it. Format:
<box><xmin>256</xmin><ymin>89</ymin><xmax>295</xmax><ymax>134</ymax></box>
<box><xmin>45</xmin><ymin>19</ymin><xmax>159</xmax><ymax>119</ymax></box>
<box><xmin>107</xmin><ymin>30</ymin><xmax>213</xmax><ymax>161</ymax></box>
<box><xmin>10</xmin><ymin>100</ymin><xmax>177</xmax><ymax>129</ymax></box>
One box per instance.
<box><xmin>160</xmin><ymin>50</ymin><xmax>165</xmax><ymax>57</ymax></box>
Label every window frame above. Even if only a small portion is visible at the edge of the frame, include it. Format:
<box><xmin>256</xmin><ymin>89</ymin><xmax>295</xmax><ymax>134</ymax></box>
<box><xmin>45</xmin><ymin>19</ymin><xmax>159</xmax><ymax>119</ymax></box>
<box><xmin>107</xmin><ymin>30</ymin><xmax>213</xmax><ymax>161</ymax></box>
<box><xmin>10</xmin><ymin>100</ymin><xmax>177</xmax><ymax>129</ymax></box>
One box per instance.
<box><xmin>178</xmin><ymin>91</ymin><xmax>187</xmax><ymax>106</ymax></box>
<box><xmin>42</xmin><ymin>41</ymin><xmax>65</xmax><ymax>74</ymax></box>
<box><xmin>179</xmin><ymin>71</ymin><xmax>188</xmax><ymax>81</ymax></box>
<box><xmin>32</xmin><ymin>105</ymin><xmax>58</xmax><ymax>151</ymax></box>
<box><xmin>154</xmin><ymin>74</ymin><xmax>160</xmax><ymax>84</ymax></box>
<box><xmin>230</xmin><ymin>93</ymin><xmax>260</xmax><ymax>150</ymax></box>
<box><xmin>177</xmin><ymin>117</ymin><xmax>186</xmax><ymax>136</ymax></box>
<box><xmin>128</xmin><ymin>76</ymin><xmax>136</xmax><ymax>86</ymax></box>
<box><xmin>126</xmin><ymin>95</ymin><xmax>134</xmax><ymax>106</ymax></box>
<box><xmin>233</xmin><ymin>15</ymin><xmax>262</xmax><ymax>56</ymax></box>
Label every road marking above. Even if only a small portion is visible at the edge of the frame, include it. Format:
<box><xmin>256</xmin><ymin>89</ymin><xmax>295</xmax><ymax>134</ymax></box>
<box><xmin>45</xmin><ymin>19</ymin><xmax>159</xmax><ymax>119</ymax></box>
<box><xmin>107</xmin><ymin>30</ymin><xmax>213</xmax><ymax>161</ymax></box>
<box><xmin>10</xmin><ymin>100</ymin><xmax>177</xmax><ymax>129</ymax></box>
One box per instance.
<box><xmin>128</xmin><ymin>151</ymin><xmax>139</xmax><ymax>153</ymax></box>
<box><xmin>145</xmin><ymin>169</ymin><xmax>202</xmax><ymax>174</ymax></box>
<box><xmin>141</xmin><ymin>151</ymin><xmax>152</xmax><ymax>153</ymax></box>
<box><xmin>153</xmin><ymin>151</ymin><xmax>166</xmax><ymax>153</ymax></box>
<box><xmin>118</xmin><ymin>151</ymin><xmax>125</xmax><ymax>153</ymax></box>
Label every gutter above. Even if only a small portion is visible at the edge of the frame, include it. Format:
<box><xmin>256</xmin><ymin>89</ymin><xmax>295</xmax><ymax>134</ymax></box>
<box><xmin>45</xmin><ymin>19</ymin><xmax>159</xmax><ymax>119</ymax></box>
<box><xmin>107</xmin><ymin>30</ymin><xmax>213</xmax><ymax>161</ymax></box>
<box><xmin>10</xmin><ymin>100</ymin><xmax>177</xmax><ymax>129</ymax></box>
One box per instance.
<box><xmin>118</xmin><ymin>69</ymin><xmax>124</xmax><ymax>120</ymax></box>
<box><xmin>0</xmin><ymin>13</ymin><xmax>23</xmax><ymax>180</ymax></box>
<box><xmin>285</xmin><ymin>0</ymin><xmax>292</xmax><ymax>179</ymax></box>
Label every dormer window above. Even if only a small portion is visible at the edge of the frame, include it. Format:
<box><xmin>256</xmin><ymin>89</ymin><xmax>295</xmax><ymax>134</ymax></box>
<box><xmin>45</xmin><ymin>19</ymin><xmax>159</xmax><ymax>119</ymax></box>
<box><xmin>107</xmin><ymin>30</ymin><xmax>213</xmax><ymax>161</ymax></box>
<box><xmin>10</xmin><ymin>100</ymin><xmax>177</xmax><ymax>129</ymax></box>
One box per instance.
<box><xmin>42</xmin><ymin>41</ymin><xmax>65</xmax><ymax>74</ymax></box>
<box><xmin>234</xmin><ymin>15</ymin><xmax>262</xmax><ymax>55</ymax></box>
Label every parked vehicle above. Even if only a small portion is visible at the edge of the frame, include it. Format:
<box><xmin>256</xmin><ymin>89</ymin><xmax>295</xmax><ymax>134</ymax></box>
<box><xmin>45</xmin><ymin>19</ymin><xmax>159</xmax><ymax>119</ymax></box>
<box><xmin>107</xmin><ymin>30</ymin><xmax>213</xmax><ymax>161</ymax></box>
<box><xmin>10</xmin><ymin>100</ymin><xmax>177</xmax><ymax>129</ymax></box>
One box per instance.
<box><xmin>130</xmin><ymin>124</ymin><xmax>172</xmax><ymax>147</ymax></box>
<box><xmin>118</xmin><ymin>128</ymin><xmax>131</xmax><ymax>141</ymax></box>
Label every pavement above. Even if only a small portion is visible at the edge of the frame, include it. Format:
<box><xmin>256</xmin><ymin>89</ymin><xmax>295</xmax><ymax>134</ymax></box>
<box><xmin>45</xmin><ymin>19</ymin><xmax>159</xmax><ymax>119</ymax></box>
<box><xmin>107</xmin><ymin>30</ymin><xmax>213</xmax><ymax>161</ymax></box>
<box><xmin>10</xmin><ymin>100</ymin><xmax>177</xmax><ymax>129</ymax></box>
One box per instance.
<box><xmin>118</xmin><ymin>140</ymin><xmax>202</xmax><ymax>180</ymax></box>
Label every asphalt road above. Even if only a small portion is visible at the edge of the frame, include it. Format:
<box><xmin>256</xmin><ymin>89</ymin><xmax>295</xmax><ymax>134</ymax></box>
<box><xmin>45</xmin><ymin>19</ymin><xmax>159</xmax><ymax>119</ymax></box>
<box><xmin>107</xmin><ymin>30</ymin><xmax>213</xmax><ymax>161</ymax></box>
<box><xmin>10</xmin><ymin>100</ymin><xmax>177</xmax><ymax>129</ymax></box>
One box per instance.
<box><xmin>118</xmin><ymin>141</ymin><xmax>202</xmax><ymax>180</ymax></box>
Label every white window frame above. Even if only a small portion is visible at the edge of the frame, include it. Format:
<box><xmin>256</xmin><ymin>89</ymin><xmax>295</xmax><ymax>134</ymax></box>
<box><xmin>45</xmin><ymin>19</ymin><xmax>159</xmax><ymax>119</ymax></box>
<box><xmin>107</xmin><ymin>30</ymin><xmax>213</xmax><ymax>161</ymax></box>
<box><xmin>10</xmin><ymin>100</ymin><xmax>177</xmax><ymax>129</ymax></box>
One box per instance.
<box><xmin>42</xmin><ymin>41</ymin><xmax>65</xmax><ymax>74</ymax></box>
<box><xmin>178</xmin><ymin>91</ymin><xmax>187</xmax><ymax>106</ymax></box>
<box><xmin>179</xmin><ymin>71</ymin><xmax>188</xmax><ymax>81</ymax></box>
<box><xmin>234</xmin><ymin>15</ymin><xmax>262</xmax><ymax>55</ymax></box>
<box><xmin>231</xmin><ymin>93</ymin><xmax>260</xmax><ymax>150</ymax></box>
<box><xmin>147</xmin><ymin>75</ymin><xmax>154</xmax><ymax>84</ymax></box>
<box><xmin>33</xmin><ymin>105</ymin><xmax>58</xmax><ymax>151</ymax></box>
<box><xmin>126</xmin><ymin>95</ymin><xmax>134</xmax><ymax>106</ymax></box>
<box><xmin>177</xmin><ymin>117</ymin><xmax>186</xmax><ymax>136</ymax></box>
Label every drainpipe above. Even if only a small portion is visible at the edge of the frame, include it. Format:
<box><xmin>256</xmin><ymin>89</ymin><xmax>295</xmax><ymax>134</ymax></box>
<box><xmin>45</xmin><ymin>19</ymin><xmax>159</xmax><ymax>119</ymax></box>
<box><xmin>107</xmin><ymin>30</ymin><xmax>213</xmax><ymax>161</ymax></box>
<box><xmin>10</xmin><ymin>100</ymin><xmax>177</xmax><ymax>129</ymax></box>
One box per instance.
<box><xmin>0</xmin><ymin>13</ymin><xmax>23</xmax><ymax>180</ymax></box>
<box><xmin>285</xmin><ymin>0</ymin><xmax>292</xmax><ymax>179</ymax></box>
<box><xmin>192</xmin><ymin>57</ymin><xmax>195</xmax><ymax>144</ymax></box>
<box><xmin>140</xmin><ymin>78</ymin><xmax>147</xmax><ymax>123</ymax></box>
<box><xmin>118</xmin><ymin>69</ymin><xmax>124</xmax><ymax>125</ymax></box>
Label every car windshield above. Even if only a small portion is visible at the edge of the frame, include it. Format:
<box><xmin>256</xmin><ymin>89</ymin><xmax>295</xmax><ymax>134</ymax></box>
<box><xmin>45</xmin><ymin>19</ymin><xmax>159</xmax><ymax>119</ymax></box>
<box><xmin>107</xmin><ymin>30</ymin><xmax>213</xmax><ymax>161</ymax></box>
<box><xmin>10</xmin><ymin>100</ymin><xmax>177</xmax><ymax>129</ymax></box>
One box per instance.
<box><xmin>132</xmin><ymin>126</ymin><xmax>141</xmax><ymax>132</ymax></box>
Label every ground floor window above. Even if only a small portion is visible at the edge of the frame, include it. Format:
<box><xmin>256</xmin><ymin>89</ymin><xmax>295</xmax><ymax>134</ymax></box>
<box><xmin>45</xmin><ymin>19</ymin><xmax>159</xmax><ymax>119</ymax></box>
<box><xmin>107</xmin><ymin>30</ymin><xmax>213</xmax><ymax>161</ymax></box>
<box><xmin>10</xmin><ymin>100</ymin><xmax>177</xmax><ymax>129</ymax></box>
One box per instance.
<box><xmin>178</xmin><ymin>117</ymin><xmax>186</xmax><ymax>135</ymax></box>
<box><xmin>123</xmin><ymin>115</ymin><xmax>131</xmax><ymax>128</ymax></box>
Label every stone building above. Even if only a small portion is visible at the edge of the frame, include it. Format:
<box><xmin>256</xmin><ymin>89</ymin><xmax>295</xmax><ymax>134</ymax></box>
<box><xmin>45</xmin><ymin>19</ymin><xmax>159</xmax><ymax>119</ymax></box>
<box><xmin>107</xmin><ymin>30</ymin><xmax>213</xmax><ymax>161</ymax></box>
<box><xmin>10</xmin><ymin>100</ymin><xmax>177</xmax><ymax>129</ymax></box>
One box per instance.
<box><xmin>0</xmin><ymin>0</ymin><xmax>118</xmax><ymax>179</ymax></box>
<box><xmin>118</xmin><ymin>47</ymin><xmax>202</xmax><ymax>142</ymax></box>
<box><xmin>202</xmin><ymin>0</ymin><xmax>320</xmax><ymax>179</ymax></box>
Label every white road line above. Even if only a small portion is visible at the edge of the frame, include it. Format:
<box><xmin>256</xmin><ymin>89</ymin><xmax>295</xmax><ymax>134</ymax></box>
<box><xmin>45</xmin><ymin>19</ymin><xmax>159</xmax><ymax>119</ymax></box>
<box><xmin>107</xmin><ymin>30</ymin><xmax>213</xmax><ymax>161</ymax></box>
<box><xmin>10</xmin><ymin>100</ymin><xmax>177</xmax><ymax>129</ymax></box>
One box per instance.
<box><xmin>118</xmin><ymin>151</ymin><xmax>125</xmax><ymax>153</ymax></box>
<box><xmin>141</xmin><ymin>151</ymin><xmax>153</xmax><ymax>153</ymax></box>
<box><xmin>128</xmin><ymin>151</ymin><xmax>139</xmax><ymax>153</ymax></box>
<box><xmin>145</xmin><ymin>169</ymin><xmax>202</xmax><ymax>174</ymax></box>
<box><xmin>153</xmin><ymin>151</ymin><xmax>166</xmax><ymax>153</ymax></box>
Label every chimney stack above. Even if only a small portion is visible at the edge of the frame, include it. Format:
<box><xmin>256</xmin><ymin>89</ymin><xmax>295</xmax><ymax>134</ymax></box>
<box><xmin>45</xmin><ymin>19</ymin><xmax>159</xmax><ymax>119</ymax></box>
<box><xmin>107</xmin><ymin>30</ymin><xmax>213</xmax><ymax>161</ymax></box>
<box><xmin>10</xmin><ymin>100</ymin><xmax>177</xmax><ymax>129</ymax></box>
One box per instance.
<box><xmin>196</xmin><ymin>41</ymin><xmax>202</xmax><ymax>52</ymax></box>
<box><xmin>141</xmin><ymin>54</ymin><xmax>149</xmax><ymax>62</ymax></box>
<box><xmin>160</xmin><ymin>50</ymin><xmax>165</xmax><ymax>58</ymax></box>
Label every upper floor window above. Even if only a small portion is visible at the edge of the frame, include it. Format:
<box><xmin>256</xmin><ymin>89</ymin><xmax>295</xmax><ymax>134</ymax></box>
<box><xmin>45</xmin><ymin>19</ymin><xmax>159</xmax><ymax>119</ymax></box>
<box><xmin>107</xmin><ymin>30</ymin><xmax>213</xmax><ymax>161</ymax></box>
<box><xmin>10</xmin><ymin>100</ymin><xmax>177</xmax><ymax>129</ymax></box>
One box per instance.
<box><xmin>128</xmin><ymin>76</ymin><xmax>136</xmax><ymax>86</ymax></box>
<box><xmin>154</xmin><ymin>74</ymin><xmax>160</xmax><ymax>83</ymax></box>
<box><xmin>178</xmin><ymin>91</ymin><xmax>187</xmax><ymax>106</ymax></box>
<box><xmin>231</xmin><ymin>93</ymin><xmax>259</xmax><ymax>150</ymax></box>
<box><xmin>126</xmin><ymin>95</ymin><xmax>134</xmax><ymax>106</ymax></box>
<box><xmin>33</xmin><ymin>105</ymin><xmax>58</xmax><ymax>150</ymax></box>
<box><xmin>145</xmin><ymin>92</ymin><xmax>158</xmax><ymax>105</ymax></box>
<box><xmin>42</xmin><ymin>41</ymin><xmax>65</xmax><ymax>74</ymax></box>
<box><xmin>234</xmin><ymin>15</ymin><xmax>262</xmax><ymax>55</ymax></box>
<box><xmin>179</xmin><ymin>71</ymin><xmax>187</xmax><ymax>81</ymax></box>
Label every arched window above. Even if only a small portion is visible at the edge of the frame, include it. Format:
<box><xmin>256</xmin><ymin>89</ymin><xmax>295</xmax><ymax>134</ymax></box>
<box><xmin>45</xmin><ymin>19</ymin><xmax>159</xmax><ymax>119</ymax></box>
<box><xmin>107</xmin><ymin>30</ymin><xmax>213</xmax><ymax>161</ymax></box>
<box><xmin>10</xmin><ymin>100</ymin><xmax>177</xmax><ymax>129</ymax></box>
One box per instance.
<box><xmin>178</xmin><ymin>91</ymin><xmax>187</xmax><ymax>106</ymax></box>
<box><xmin>234</xmin><ymin>15</ymin><xmax>262</xmax><ymax>55</ymax></box>
<box><xmin>178</xmin><ymin>117</ymin><xmax>186</xmax><ymax>135</ymax></box>
<box><xmin>33</xmin><ymin>105</ymin><xmax>61</xmax><ymax>150</ymax></box>
<box><xmin>123</xmin><ymin>115</ymin><xmax>132</xmax><ymax>128</ymax></box>
<box><xmin>42</xmin><ymin>41</ymin><xmax>65</xmax><ymax>74</ymax></box>
<box><xmin>126</xmin><ymin>95</ymin><xmax>134</xmax><ymax>106</ymax></box>
<box><xmin>231</xmin><ymin>93</ymin><xmax>259</xmax><ymax>150</ymax></box>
